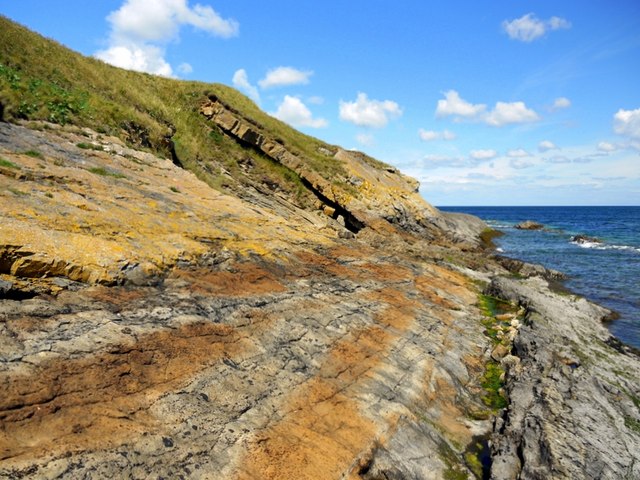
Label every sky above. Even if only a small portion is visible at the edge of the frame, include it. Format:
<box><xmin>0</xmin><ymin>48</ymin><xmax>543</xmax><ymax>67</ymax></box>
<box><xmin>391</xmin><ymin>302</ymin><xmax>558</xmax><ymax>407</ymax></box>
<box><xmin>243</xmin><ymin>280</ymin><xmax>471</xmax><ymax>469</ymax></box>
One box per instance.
<box><xmin>2</xmin><ymin>1</ymin><xmax>640</xmax><ymax>206</ymax></box>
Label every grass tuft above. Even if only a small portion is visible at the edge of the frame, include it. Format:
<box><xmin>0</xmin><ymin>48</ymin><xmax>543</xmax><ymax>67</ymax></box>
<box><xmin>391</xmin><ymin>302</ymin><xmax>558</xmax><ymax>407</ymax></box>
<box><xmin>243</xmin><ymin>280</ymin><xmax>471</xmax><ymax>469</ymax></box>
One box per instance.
<box><xmin>88</xmin><ymin>166</ymin><xmax>126</xmax><ymax>179</ymax></box>
<box><xmin>0</xmin><ymin>157</ymin><xmax>20</xmax><ymax>169</ymax></box>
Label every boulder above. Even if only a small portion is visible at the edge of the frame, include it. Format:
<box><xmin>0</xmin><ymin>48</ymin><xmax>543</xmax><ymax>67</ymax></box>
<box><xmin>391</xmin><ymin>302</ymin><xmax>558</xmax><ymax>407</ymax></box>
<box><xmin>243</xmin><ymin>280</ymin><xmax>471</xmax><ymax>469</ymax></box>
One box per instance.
<box><xmin>571</xmin><ymin>234</ymin><xmax>601</xmax><ymax>244</ymax></box>
<box><xmin>514</xmin><ymin>220</ymin><xmax>544</xmax><ymax>230</ymax></box>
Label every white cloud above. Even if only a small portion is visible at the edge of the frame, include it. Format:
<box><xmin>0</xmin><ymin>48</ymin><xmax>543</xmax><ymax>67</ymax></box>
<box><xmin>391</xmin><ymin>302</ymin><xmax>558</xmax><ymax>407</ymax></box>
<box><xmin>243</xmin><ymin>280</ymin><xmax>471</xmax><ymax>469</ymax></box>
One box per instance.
<box><xmin>258</xmin><ymin>67</ymin><xmax>313</xmax><ymax>89</ymax></box>
<box><xmin>613</xmin><ymin>108</ymin><xmax>640</xmax><ymax>139</ymax></box>
<box><xmin>95</xmin><ymin>0</ymin><xmax>238</xmax><ymax>77</ymax></box>
<box><xmin>356</xmin><ymin>133</ymin><xmax>375</xmax><ymax>146</ymax></box>
<box><xmin>232</xmin><ymin>69</ymin><xmax>260</xmax><ymax>103</ymax></box>
<box><xmin>502</xmin><ymin>13</ymin><xmax>571</xmax><ymax>42</ymax></box>
<box><xmin>470</xmin><ymin>149</ymin><xmax>497</xmax><ymax>160</ymax></box>
<box><xmin>307</xmin><ymin>96</ymin><xmax>324</xmax><ymax>105</ymax></box>
<box><xmin>539</xmin><ymin>140</ymin><xmax>558</xmax><ymax>152</ymax></box>
<box><xmin>177</xmin><ymin>62</ymin><xmax>193</xmax><ymax>74</ymax></box>
<box><xmin>436</xmin><ymin>90</ymin><xmax>486</xmax><ymax>118</ymax></box>
<box><xmin>418</xmin><ymin>129</ymin><xmax>456</xmax><ymax>141</ymax></box>
<box><xmin>510</xmin><ymin>158</ymin><xmax>535</xmax><ymax>169</ymax></box>
<box><xmin>339</xmin><ymin>93</ymin><xmax>402</xmax><ymax>128</ymax></box>
<box><xmin>95</xmin><ymin>44</ymin><xmax>173</xmax><ymax>77</ymax></box>
<box><xmin>597</xmin><ymin>141</ymin><xmax>618</xmax><ymax>152</ymax></box>
<box><xmin>485</xmin><ymin>101</ymin><xmax>540</xmax><ymax>126</ymax></box>
<box><xmin>507</xmin><ymin>148</ymin><xmax>530</xmax><ymax>158</ymax></box>
<box><xmin>272</xmin><ymin>95</ymin><xmax>327</xmax><ymax>128</ymax></box>
<box><xmin>552</xmin><ymin>97</ymin><xmax>571</xmax><ymax>110</ymax></box>
<box><xmin>435</xmin><ymin>90</ymin><xmax>539</xmax><ymax>127</ymax></box>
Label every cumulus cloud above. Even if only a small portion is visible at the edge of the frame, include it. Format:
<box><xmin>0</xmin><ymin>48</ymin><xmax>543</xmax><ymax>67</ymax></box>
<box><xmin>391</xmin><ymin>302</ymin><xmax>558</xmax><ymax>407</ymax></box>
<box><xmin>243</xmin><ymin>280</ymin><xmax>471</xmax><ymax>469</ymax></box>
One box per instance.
<box><xmin>258</xmin><ymin>67</ymin><xmax>313</xmax><ymax>89</ymax></box>
<box><xmin>538</xmin><ymin>140</ymin><xmax>558</xmax><ymax>152</ymax></box>
<box><xmin>613</xmin><ymin>108</ymin><xmax>640</xmax><ymax>139</ymax></box>
<box><xmin>502</xmin><ymin>13</ymin><xmax>571</xmax><ymax>42</ymax></box>
<box><xmin>470</xmin><ymin>149</ymin><xmax>497</xmax><ymax>160</ymax></box>
<box><xmin>95</xmin><ymin>0</ymin><xmax>238</xmax><ymax>77</ymax></box>
<box><xmin>435</xmin><ymin>90</ymin><xmax>540</xmax><ymax>127</ymax></box>
<box><xmin>96</xmin><ymin>44</ymin><xmax>173</xmax><ymax>77</ymax></box>
<box><xmin>485</xmin><ymin>101</ymin><xmax>540</xmax><ymax>126</ymax></box>
<box><xmin>597</xmin><ymin>141</ymin><xmax>618</xmax><ymax>152</ymax></box>
<box><xmin>507</xmin><ymin>148</ymin><xmax>530</xmax><ymax>158</ymax></box>
<box><xmin>232</xmin><ymin>69</ymin><xmax>260</xmax><ymax>103</ymax></box>
<box><xmin>339</xmin><ymin>93</ymin><xmax>402</xmax><ymax>128</ymax></box>
<box><xmin>552</xmin><ymin>97</ymin><xmax>571</xmax><ymax>110</ymax></box>
<box><xmin>436</xmin><ymin>90</ymin><xmax>486</xmax><ymax>118</ymax></box>
<box><xmin>418</xmin><ymin>129</ymin><xmax>456</xmax><ymax>142</ymax></box>
<box><xmin>272</xmin><ymin>95</ymin><xmax>327</xmax><ymax>128</ymax></box>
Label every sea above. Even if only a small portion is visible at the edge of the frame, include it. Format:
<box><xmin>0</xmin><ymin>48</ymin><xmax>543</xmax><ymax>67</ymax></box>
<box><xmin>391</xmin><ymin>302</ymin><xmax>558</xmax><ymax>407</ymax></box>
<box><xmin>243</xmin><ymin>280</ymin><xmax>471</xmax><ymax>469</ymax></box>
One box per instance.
<box><xmin>439</xmin><ymin>206</ymin><xmax>640</xmax><ymax>349</ymax></box>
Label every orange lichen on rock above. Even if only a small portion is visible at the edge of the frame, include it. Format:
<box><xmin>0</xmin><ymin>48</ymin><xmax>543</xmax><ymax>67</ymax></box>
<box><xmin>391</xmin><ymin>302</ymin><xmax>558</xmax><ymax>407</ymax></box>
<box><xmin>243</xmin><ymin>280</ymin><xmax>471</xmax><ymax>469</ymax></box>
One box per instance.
<box><xmin>0</xmin><ymin>319</ymin><xmax>257</xmax><ymax>462</ymax></box>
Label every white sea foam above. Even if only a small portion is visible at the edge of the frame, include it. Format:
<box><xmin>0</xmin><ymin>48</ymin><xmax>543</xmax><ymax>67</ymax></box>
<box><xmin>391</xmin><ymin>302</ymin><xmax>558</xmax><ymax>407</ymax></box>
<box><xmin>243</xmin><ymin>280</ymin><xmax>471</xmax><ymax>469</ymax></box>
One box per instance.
<box><xmin>571</xmin><ymin>240</ymin><xmax>640</xmax><ymax>253</ymax></box>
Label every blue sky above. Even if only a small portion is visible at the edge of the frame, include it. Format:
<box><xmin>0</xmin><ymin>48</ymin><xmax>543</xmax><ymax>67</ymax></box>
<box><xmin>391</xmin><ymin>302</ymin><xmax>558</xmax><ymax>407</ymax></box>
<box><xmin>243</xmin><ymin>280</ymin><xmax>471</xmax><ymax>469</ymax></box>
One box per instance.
<box><xmin>2</xmin><ymin>1</ymin><xmax>640</xmax><ymax>205</ymax></box>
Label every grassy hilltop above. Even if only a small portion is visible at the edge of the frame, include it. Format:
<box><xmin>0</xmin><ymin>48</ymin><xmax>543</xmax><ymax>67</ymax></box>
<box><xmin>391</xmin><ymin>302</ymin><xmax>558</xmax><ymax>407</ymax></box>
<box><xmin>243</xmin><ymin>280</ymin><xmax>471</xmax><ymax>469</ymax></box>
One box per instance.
<box><xmin>0</xmin><ymin>15</ymin><xmax>376</xmax><ymax>203</ymax></box>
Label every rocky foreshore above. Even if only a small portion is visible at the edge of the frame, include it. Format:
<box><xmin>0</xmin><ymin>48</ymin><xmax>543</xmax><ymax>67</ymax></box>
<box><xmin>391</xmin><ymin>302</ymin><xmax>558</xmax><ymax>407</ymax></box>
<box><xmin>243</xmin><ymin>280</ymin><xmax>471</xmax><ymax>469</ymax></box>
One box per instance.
<box><xmin>1</xmin><ymin>122</ymin><xmax>639</xmax><ymax>480</ymax></box>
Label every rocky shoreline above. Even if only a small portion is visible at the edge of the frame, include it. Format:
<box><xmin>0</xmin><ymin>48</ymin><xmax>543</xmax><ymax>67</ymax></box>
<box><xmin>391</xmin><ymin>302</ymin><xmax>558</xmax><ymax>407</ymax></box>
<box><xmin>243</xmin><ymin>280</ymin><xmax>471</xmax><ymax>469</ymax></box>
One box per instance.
<box><xmin>1</xmin><ymin>122</ymin><xmax>639</xmax><ymax>480</ymax></box>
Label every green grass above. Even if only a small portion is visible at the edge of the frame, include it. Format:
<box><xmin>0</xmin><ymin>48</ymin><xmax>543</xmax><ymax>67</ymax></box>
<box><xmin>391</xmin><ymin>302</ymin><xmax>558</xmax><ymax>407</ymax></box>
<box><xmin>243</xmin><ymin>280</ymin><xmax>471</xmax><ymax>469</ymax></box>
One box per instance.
<box><xmin>76</xmin><ymin>142</ymin><xmax>104</xmax><ymax>151</ymax></box>
<box><xmin>23</xmin><ymin>149</ymin><xmax>44</xmax><ymax>159</ymax></box>
<box><xmin>0</xmin><ymin>15</ymin><xmax>370</xmax><ymax>195</ymax></box>
<box><xmin>0</xmin><ymin>157</ymin><xmax>20</xmax><ymax>169</ymax></box>
<box><xmin>88</xmin><ymin>166</ymin><xmax>126</xmax><ymax>179</ymax></box>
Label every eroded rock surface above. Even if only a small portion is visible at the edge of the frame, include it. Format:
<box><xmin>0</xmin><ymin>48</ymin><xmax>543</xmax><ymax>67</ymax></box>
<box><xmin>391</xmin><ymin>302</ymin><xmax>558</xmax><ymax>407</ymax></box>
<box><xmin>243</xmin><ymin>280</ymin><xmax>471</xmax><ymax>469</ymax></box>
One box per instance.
<box><xmin>1</xmin><ymin>122</ymin><xmax>639</xmax><ymax>480</ymax></box>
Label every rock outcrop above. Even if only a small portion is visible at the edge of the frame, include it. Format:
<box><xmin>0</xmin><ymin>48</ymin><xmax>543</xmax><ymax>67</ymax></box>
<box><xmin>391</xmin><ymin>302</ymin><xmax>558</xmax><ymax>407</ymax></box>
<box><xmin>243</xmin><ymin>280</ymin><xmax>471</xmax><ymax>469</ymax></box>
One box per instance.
<box><xmin>488</xmin><ymin>276</ymin><xmax>640</xmax><ymax>479</ymax></box>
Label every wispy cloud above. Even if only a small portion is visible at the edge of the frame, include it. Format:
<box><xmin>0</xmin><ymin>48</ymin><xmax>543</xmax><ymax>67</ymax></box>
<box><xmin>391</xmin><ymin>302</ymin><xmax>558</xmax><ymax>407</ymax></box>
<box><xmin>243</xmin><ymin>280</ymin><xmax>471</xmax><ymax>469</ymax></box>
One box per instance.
<box><xmin>502</xmin><ymin>13</ymin><xmax>571</xmax><ymax>43</ymax></box>
<box><xmin>418</xmin><ymin>129</ymin><xmax>456</xmax><ymax>141</ymax></box>
<box><xmin>470</xmin><ymin>149</ymin><xmax>497</xmax><ymax>160</ymax></box>
<box><xmin>339</xmin><ymin>93</ymin><xmax>402</xmax><ymax>128</ymax></box>
<box><xmin>95</xmin><ymin>0</ymin><xmax>238</xmax><ymax>77</ymax></box>
<box><xmin>538</xmin><ymin>140</ymin><xmax>559</xmax><ymax>152</ymax></box>
<box><xmin>551</xmin><ymin>97</ymin><xmax>571</xmax><ymax>111</ymax></box>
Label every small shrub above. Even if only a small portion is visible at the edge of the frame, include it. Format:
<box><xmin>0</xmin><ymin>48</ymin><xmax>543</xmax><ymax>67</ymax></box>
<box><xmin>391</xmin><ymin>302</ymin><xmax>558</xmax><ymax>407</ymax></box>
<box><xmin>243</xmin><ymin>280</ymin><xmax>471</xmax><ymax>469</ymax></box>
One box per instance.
<box><xmin>169</xmin><ymin>186</ymin><xmax>180</xmax><ymax>193</ymax></box>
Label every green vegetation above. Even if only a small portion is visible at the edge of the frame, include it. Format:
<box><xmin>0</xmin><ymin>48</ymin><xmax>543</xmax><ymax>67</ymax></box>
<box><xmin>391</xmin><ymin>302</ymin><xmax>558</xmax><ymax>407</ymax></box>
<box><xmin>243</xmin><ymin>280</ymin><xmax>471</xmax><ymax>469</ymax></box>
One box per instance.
<box><xmin>0</xmin><ymin>157</ymin><xmax>20</xmax><ymax>169</ymax></box>
<box><xmin>438</xmin><ymin>441</ymin><xmax>469</xmax><ymax>480</ymax></box>
<box><xmin>169</xmin><ymin>186</ymin><xmax>180</xmax><ymax>193</ymax></box>
<box><xmin>481</xmin><ymin>361</ymin><xmax>508</xmax><ymax>410</ymax></box>
<box><xmin>480</xmin><ymin>227</ymin><xmax>504</xmax><ymax>249</ymax></box>
<box><xmin>76</xmin><ymin>142</ymin><xmax>104</xmax><ymax>151</ymax></box>
<box><xmin>0</xmin><ymin>16</ymin><xmax>369</xmax><ymax>194</ymax></box>
<box><xmin>88</xmin><ymin>166</ymin><xmax>126</xmax><ymax>179</ymax></box>
<box><xmin>624</xmin><ymin>415</ymin><xmax>640</xmax><ymax>434</ymax></box>
<box><xmin>7</xmin><ymin>187</ymin><xmax>28</xmax><ymax>196</ymax></box>
<box><xmin>23</xmin><ymin>149</ymin><xmax>44</xmax><ymax>159</ymax></box>
<box><xmin>477</xmin><ymin>293</ymin><xmax>519</xmax><ymax>410</ymax></box>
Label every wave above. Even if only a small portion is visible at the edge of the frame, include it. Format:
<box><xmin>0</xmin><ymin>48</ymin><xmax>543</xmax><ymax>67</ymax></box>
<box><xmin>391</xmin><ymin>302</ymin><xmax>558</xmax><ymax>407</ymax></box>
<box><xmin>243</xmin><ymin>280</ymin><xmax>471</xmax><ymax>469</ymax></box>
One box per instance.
<box><xmin>571</xmin><ymin>239</ymin><xmax>640</xmax><ymax>253</ymax></box>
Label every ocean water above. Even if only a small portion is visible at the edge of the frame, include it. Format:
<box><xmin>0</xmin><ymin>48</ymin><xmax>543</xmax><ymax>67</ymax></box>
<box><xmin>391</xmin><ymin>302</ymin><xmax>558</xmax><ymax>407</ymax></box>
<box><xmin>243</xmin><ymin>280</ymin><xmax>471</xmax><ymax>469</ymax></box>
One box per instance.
<box><xmin>439</xmin><ymin>206</ymin><xmax>640</xmax><ymax>349</ymax></box>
